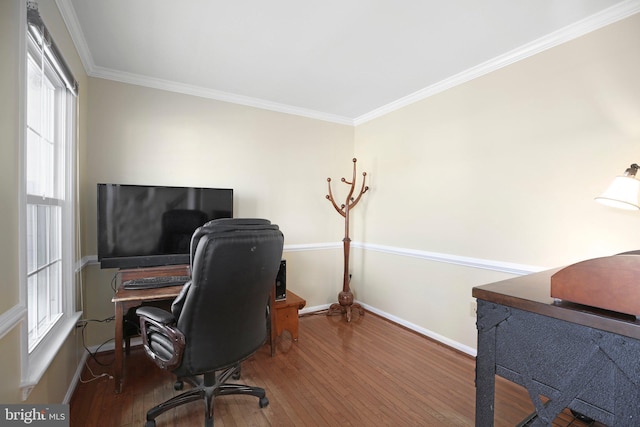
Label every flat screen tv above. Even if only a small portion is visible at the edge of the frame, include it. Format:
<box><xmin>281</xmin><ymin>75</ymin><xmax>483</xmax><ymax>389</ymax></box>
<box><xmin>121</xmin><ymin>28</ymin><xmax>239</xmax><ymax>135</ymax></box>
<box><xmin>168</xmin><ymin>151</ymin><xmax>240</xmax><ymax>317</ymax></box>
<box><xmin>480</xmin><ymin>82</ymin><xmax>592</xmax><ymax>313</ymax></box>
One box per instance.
<box><xmin>97</xmin><ymin>183</ymin><xmax>233</xmax><ymax>269</ymax></box>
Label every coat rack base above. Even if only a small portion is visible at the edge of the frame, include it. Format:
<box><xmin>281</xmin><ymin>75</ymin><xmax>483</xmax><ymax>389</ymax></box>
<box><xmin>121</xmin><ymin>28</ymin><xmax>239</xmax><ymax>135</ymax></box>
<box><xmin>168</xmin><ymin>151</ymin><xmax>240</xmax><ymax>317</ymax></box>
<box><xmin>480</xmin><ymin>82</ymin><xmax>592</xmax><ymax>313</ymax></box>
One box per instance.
<box><xmin>326</xmin><ymin>290</ymin><xmax>364</xmax><ymax>322</ymax></box>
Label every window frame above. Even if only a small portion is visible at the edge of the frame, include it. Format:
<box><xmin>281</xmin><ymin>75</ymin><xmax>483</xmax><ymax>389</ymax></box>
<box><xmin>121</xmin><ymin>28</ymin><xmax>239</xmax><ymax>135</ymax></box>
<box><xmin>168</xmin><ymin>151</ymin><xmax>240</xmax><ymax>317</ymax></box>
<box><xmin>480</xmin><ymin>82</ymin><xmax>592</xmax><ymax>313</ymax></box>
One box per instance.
<box><xmin>19</xmin><ymin>1</ymin><xmax>81</xmax><ymax>400</ymax></box>
<box><xmin>25</xmin><ymin>36</ymin><xmax>66</xmax><ymax>352</ymax></box>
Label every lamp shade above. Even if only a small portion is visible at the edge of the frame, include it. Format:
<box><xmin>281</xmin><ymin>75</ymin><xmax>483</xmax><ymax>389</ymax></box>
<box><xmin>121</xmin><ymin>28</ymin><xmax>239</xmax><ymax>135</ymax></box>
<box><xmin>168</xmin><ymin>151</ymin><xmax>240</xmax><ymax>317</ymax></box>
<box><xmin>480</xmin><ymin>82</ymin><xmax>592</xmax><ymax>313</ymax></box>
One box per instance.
<box><xmin>595</xmin><ymin>175</ymin><xmax>640</xmax><ymax>210</ymax></box>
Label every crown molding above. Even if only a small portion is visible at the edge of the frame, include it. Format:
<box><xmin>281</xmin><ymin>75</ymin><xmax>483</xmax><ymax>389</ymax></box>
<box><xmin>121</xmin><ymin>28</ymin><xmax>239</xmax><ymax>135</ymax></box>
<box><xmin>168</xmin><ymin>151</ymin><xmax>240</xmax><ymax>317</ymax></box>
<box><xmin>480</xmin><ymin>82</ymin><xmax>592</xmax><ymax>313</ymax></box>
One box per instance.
<box><xmin>56</xmin><ymin>0</ymin><xmax>639</xmax><ymax>127</ymax></box>
<box><xmin>54</xmin><ymin>0</ymin><xmax>354</xmax><ymax>125</ymax></box>
<box><xmin>90</xmin><ymin>66</ymin><xmax>355</xmax><ymax>125</ymax></box>
<box><xmin>55</xmin><ymin>0</ymin><xmax>94</xmax><ymax>75</ymax></box>
<box><xmin>353</xmin><ymin>0</ymin><xmax>640</xmax><ymax>125</ymax></box>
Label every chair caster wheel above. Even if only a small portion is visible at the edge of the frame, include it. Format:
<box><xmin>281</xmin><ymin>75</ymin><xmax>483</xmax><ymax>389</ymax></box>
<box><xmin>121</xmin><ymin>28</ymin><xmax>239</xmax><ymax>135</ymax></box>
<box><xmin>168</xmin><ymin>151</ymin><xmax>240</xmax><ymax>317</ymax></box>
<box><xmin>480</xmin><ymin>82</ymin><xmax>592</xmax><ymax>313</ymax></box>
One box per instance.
<box><xmin>174</xmin><ymin>380</ymin><xmax>183</xmax><ymax>390</ymax></box>
<box><xmin>145</xmin><ymin>420</ymin><xmax>156</xmax><ymax>427</ymax></box>
<box><xmin>259</xmin><ymin>396</ymin><xmax>269</xmax><ymax>408</ymax></box>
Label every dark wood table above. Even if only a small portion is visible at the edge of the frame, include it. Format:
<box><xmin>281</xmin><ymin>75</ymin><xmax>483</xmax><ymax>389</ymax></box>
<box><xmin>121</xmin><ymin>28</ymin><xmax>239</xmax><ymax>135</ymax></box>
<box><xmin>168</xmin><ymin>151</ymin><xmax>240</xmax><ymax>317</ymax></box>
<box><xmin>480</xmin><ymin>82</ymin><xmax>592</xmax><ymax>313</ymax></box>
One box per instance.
<box><xmin>112</xmin><ymin>265</ymin><xmax>189</xmax><ymax>393</ymax></box>
<box><xmin>112</xmin><ymin>265</ymin><xmax>304</xmax><ymax>392</ymax></box>
<box><xmin>473</xmin><ymin>268</ymin><xmax>640</xmax><ymax>426</ymax></box>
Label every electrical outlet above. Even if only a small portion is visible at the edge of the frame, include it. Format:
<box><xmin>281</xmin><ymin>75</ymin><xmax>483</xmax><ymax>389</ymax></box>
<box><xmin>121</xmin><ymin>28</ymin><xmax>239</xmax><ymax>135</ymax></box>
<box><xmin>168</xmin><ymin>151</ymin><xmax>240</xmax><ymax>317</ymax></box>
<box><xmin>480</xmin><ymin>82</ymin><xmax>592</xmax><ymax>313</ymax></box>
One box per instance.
<box><xmin>470</xmin><ymin>301</ymin><xmax>477</xmax><ymax>317</ymax></box>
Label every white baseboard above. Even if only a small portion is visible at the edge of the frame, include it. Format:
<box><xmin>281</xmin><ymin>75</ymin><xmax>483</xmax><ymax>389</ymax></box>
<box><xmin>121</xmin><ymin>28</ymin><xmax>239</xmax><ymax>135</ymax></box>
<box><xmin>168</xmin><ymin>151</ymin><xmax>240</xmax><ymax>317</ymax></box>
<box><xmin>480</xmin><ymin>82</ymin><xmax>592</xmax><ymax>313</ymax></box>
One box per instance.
<box><xmin>356</xmin><ymin>302</ymin><xmax>477</xmax><ymax>357</ymax></box>
<box><xmin>299</xmin><ymin>303</ymin><xmax>331</xmax><ymax>315</ymax></box>
<box><xmin>63</xmin><ymin>351</ymin><xmax>88</xmax><ymax>404</ymax></box>
<box><xmin>300</xmin><ymin>302</ymin><xmax>476</xmax><ymax>357</ymax></box>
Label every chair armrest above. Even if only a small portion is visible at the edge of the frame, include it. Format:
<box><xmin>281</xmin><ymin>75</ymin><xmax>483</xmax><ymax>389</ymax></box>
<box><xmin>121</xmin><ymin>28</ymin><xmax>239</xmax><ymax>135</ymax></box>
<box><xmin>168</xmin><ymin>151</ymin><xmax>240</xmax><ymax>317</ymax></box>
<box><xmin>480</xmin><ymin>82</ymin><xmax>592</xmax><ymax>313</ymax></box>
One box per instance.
<box><xmin>137</xmin><ymin>307</ymin><xmax>185</xmax><ymax>370</ymax></box>
<box><xmin>136</xmin><ymin>306</ymin><xmax>175</xmax><ymax>324</ymax></box>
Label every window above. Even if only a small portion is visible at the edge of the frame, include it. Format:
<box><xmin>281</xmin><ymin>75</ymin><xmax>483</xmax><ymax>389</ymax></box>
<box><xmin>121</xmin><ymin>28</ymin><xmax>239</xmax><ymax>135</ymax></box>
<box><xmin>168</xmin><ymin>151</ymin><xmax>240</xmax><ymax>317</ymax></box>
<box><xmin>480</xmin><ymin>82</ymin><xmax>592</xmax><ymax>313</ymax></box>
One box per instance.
<box><xmin>25</xmin><ymin>38</ymin><xmax>67</xmax><ymax>351</ymax></box>
<box><xmin>21</xmin><ymin>1</ymin><xmax>80</xmax><ymax>394</ymax></box>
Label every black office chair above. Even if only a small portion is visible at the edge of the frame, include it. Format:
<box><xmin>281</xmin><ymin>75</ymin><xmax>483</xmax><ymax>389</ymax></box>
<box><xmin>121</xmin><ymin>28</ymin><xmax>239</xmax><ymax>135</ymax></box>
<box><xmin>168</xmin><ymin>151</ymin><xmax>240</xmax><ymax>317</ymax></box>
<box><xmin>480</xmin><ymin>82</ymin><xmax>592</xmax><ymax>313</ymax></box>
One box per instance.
<box><xmin>137</xmin><ymin>218</ymin><xmax>284</xmax><ymax>427</ymax></box>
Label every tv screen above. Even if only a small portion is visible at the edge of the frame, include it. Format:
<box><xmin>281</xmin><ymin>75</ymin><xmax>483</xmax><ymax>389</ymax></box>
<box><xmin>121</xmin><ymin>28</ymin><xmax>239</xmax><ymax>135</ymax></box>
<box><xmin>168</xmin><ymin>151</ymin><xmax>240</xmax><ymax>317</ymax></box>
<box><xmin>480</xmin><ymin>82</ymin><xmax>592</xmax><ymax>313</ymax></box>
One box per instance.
<box><xmin>97</xmin><ymin>183</ymin><xmax>233</xmax><ymax>269</ymax></box>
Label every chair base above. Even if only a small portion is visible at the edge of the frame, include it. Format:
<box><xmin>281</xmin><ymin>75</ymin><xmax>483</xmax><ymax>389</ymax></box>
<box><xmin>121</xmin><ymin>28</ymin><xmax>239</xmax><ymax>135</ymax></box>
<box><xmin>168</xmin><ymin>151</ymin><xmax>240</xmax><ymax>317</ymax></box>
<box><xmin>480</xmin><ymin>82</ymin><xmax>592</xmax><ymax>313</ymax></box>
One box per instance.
<box><xmin>145</xmin><ymin>364</ymin><xmax>269</xmax><ymax>427</ymax></box>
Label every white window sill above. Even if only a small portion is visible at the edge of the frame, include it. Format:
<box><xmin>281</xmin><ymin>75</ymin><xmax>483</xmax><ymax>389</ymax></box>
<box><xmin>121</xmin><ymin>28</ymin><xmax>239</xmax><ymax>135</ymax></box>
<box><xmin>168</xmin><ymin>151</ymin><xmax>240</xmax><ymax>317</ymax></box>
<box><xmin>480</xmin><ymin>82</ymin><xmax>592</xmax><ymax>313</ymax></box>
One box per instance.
<box><xmin>21</xmin><ymin>311</ymin><xmax>82</xmax><ymax>400</ymax></box>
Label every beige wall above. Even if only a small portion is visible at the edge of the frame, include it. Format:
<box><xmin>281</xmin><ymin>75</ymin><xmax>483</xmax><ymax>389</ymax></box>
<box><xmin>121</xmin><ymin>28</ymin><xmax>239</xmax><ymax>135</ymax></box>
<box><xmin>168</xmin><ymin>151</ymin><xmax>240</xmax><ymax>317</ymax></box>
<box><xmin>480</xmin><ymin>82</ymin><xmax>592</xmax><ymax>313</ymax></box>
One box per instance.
<box><xmin>0</xmin><ymin>0</ymin><xmax>88</xmax><ymax>404</ymax></box>
<box><xmin>353</xmin><ymin>13</ymin><xmax>640</xmax><ymax>350</ymax></box>
<box><xmin>83</xmin><ymin>78</ymin><xmax>354</xmax><ymax>250</ymax></box>
<box><xmin>0</xmin><ymin>0</ymin><xmax>21</xmax><ymax>317</ymax></box>
<box><xmin>81</xmin><ymin>78</ymin><xmax>354</xmax><ymax>346</ymax></box>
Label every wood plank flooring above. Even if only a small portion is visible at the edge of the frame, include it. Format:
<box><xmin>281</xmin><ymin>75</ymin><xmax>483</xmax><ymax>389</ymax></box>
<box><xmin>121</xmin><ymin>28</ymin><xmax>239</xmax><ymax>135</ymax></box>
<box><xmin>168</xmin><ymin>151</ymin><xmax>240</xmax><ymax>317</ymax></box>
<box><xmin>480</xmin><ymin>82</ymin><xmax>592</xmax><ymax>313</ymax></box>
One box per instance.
<box><xmin>70</xmin><ymin>311</ymin><xmax>603</xmax><ymax>426</ymax></box>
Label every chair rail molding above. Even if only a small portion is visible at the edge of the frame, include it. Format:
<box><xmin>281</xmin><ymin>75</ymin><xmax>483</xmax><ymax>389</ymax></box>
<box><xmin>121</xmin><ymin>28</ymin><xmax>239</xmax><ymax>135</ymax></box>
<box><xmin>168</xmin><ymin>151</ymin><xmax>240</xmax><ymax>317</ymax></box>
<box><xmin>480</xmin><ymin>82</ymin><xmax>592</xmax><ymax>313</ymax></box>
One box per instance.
<box><xmin>88</xmin><ymin>242</ymin><xmax>544</xmax><ymax>275</ymax></box>
<box><xmin>0</xmin><ymin>305</ymin><xmax>26</xmax><ymax>341</ymax></box>
<box><xmin>351</xmin><ymin>242</ymin><xmax>546</xmax><ymax>276</ymax></box>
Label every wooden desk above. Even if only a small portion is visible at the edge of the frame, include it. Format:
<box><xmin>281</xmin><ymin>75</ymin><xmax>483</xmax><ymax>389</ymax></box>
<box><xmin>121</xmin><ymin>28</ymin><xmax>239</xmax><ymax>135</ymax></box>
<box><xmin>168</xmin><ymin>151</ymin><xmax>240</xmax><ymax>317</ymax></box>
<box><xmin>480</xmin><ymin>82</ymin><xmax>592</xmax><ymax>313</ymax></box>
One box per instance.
<box><xmin>473</xmin><ymin>269</ymin><xmax>640</xmax><ymax>426</ymax></box>
<box><xmin>112</xmin><ymin>265</ymin><xmax>189</xmax><ymax>393</ymax></box>
<box><xmin>112</xmin><ymin>266</ymin><xmax>306</xmax><ymax>393</ymax></box>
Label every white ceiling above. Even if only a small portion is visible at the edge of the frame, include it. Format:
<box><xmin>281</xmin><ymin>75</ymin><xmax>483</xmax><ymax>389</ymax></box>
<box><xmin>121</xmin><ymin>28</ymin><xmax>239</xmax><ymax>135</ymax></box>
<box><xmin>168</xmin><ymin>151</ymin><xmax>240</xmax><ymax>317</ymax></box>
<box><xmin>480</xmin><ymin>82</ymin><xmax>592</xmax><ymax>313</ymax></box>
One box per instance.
<box><xmin>59</xmin><ymin>0</ymin><xmax>639</xmax><ymax>125</ymax></box>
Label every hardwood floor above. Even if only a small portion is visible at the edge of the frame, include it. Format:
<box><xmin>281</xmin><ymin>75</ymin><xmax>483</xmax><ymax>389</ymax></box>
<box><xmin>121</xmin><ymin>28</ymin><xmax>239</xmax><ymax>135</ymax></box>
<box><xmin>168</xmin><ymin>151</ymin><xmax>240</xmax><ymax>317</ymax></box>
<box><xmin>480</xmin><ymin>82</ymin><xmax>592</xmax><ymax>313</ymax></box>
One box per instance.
<box><xmin>70</xmin><ymin>311</ymin><xmax>602</xmax><ymax>426</ymax></box>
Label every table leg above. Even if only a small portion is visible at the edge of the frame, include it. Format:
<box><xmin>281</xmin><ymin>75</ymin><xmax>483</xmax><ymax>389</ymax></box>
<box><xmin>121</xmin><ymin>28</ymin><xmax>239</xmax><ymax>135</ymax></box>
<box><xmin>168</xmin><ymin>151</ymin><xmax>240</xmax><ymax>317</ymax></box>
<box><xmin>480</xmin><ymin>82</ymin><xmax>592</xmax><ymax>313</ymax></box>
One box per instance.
<box><xmin>114</xmin><ymin>301</ymin><xmax>124</xmax><ymax>393</ymax></box>
<box><xmin>269</xmin><ymin>288</ymin><xmax>276</xmax><ymax>356</ymax></box>
<box><xmin>475</xmin><ymin>299</ymin><xmax>509</xmax><ymax>426</ymax></box>
<box><xmin>475</xmin><ymin>324</ymin><xmax>497</xmax><ymax>426</ymax></box>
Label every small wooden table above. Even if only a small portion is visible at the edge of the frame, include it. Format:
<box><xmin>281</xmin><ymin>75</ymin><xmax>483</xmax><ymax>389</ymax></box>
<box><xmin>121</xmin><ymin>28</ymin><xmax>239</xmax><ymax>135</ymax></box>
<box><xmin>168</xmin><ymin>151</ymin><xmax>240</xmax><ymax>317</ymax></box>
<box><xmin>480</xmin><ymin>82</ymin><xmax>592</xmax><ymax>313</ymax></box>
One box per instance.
<box><xmin>272</xmin><ymin>291</ymin><xmax>306</xmax><ymax>341</ymax></box>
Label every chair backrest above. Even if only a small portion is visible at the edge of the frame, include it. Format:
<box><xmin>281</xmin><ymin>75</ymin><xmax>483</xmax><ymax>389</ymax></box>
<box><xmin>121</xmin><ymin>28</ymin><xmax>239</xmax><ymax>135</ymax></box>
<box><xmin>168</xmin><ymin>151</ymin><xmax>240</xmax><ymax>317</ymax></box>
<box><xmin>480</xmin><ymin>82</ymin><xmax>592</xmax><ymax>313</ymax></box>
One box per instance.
<box><xmin>173</xmin><ymin>218</ymin><xmax>283</xmax><ymax>376</ymax></box>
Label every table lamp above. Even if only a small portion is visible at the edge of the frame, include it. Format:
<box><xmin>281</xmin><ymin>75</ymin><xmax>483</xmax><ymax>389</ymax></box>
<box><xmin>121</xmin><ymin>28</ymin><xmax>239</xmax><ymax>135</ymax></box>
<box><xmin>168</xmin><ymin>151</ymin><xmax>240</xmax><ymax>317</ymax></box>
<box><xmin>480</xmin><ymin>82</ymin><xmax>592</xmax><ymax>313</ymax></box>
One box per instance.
<box><xmin>595</xmin><ymin>163</ymin><xmax>640</xmax><ymax>210</ymax></box>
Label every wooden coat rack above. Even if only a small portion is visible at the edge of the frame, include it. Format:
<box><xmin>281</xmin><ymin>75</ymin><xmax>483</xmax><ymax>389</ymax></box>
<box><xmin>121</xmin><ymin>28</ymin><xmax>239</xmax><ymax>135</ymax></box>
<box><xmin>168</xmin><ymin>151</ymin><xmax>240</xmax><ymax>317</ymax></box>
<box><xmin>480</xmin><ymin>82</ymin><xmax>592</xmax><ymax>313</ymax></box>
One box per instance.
<box><xmin>325</xmin><ymin>158</ymin><xmax>369</xmax><ymax>322</ymax></box>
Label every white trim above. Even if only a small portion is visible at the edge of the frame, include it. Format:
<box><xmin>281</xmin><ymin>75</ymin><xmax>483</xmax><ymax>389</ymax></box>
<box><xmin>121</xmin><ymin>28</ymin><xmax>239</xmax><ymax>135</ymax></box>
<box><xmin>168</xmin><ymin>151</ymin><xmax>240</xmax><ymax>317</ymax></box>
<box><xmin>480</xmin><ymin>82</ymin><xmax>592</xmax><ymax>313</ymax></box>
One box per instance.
<box><xmin>20</xmin><ymin>0</ymin><xmax>82</xmax><ymax>396</ymax></box>
<box><xmin>18</xmin><ymin>0</ymin><xmax>29</xmax><ymax>395</ymax></box>
<box><xmin>355</xmin><ymin>242</ymin><xmax>546</xmax><ymax>276</ymax></box>
<box><xmin>357</xmin><ymin>302</ymin><xmax>477</xmax><ymax>357</ymax></box>
<box><xmin>93</xmin><ymin>66</ymin><xmax>355</xmax><ymax>126</ymax></box>
<box><xmin>0</xmin><ymin>305</ymin><xmax>27</xmax><ymax>341</ymax></box>
<box><xmin>354</xmin><ymin>1</ymin><xmax>640</xmax><ymax>125</ymax></box>
<box><xmin>54</xmin><ymin>0</ymin><xmax>94</xmax><ymax>75</ymax></box>
<box><xmin>17</xmin><ymin>0</ymin><xmax>27</xmax><ymax>322</ymax></box>
<box><xmin>300</xmin><ymin>303</ymin><xmax>476</xmax><ymax>356</ymax></box>
<box><xmin>55</xmin><ymin>0</ymin><xmax>640</xmax><ymax>126</ymax></box>
<box><xmin>284</xmin><ymin>242</ymin><xmax>341</xmax><ymax>252</ymax></box>
<box><xmin>54</xmin><ymin>0</ymin><xmax>353</xmax><ymax>125</ymax></box>
<box><xmin>63</xmin><ymin>350</ymin><xmax>88</xmax><ymax>404</ymax></box>
<box><xmin>300</xmin><ymin>304</ymin><xmax>332</xmax><ymax>316</ymax></box>
<box><xmin>20</xmin><ymin>311</ymin><xmax>83</xmax><ymax>400</ymax></box>
<box><xmin>75</xmin><ymin>254</ymin><xmax>98</xmax><ymax>273</ymax></box>
<box><xmin>86</xmin><ymin>242</ymin><xmax>545</xmax><ymax>275</ymax></box>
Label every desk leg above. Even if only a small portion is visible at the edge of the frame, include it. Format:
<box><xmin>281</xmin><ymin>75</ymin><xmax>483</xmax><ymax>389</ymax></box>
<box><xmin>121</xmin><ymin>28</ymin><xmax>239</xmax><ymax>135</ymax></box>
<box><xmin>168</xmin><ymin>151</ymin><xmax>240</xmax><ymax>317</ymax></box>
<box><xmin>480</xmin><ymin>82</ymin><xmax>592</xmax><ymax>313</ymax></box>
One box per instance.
<box><xmin>114</xmin><ymin>301</ymin><xmax>124</xmax><ymax>393</ymax></box>
<box><xmin>475</xmin><ymin>323</ymin><xmax>497</xmax><ymax>426</ymax></box>
<box><xmin>475</xmin><ymin>300</ymin><xmax>510</xmax><ymax>427</ymax></box>
<box><xmin>269</xmin><ymin>288</ymin><xmax>276</xmax><ymax>357</ymax></box>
